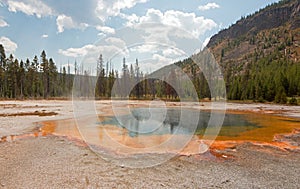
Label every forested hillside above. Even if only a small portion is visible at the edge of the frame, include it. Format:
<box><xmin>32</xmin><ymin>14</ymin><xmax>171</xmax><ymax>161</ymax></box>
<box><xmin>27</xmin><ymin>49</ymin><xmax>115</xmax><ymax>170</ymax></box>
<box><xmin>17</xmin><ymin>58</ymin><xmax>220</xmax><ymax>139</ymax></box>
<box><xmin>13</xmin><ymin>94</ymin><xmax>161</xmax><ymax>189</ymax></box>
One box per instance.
<box><xmin>209</xmin><ymin>0</ymin><xmax>300</xmax><ymax>103</ymax></box>
<box><xmin>156</xmin><ymin>0</ymin><xmax>300</xmax><ymax>104</ymax></box>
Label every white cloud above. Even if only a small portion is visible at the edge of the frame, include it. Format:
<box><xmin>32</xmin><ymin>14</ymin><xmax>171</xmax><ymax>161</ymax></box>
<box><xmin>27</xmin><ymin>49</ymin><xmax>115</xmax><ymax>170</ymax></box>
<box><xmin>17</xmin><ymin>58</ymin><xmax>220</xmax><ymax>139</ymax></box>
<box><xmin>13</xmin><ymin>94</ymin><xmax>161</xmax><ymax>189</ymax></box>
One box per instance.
<box><xmin>59</xmin><ymin>37</ymin><xmax>128</xmax><ymax>58</ymax></box>
<box><xmin>56</xmin><ymin>7</ymin><xmax>216</xmax><ymax>73</ymax></box>
<box><xmin>97</xmin><ymin>33</ymin><xmax>106</xmax><ymax>38</ymax></box>
<box><xmin>96</xmin><ymin>25</ymin><xmax>115</xmax><ymax>34</ymax></box>
<box><xmin>56</xmin><ymin>14</ymin><xmax>88</xmax><ymax>33</ymax></box>
<box><xmin>140</xmin><ymin>53</ymin><xmax>175</xmax><ymax>73</ymax></box>
<box><xmin>131</xmin><ymin>44</ymin><xmax>160</xmax><ymax>54</ymax></box>
<box><xmin>128</xmin><ymin>45</ymin><xmax>186</xmax><ymax>73</ymax></box>
<box><xmin>58</xmin><ymin>44</ymin><xmax>96</xmax><ymax>57</ymax></box>
<box><xmin>153</xmin><ymin>53</ymin><xmax>172</xmax><ymax>64</ymax></box>
<box><xmin>120</xmin><ymin>13</ymin><xmax>139</xmax><ymax>27</ymax></box>
<box><xmin>118</xmin><ymin>9</ymin><xmax>216</xmax><ymax>71</ymax></box>
<box><xmin>130</xmin><ymin>44</ymin><xmax>186</xmax><ymax>58</ymax></box>
<box><xmin>124</xmin><ymin>9</ymin><xmax>217</xmax><ymax>39</ymax></box>
<box><xmin>58</xmin><ymin>37</ymin><xmax>130</xmax><ymax>73</ymax></box>
<box><xmin>105</xmin><ymin>37</ymin><xmax>126</xmax><ymax>47</ymax></box>
<box><xmin>56</xmin><ymin>14</ymin><xmax>73</xmax><ymax>33</ymax></box>
<box><xmin>95</xmin><ymin>0</ymin><xmax>148</xmax><ymax>22</ymax></box>
<box><xmin>0</xmin><ymin>36</ymin><xmax>18</xmax><ymax>54</ymax></box>
<box><xmin>162</xmin><ymin>48</ymin><xmax>186</xmax><ymax>58</ymax></box>
<box><xmin>0</xmin><ymin>18</ymin><xmax>8</xmax><ymax>27</ymax></box>
<box><xmin>198</xmin><ymin>3</ymin><xmax>220</xmax><ymax>11</ymax></box>
<box><xmin>41</xmin><ymin>34</ymin><xmax>48</xmax><ymax>38</ymax></box>
<box><xmin>6</xmin><ymin>1</ymin><xmax>91</xmax><ymax>33</ymax></box>
<box><xmin>152</xmin><ymin>49</ymin><xmax>186</xmax><ymax>68</ymax></box>
<box><xmin>7</xmin><ymin>0</ymin><xmax>54</xmax><ymax>18</ymax></box>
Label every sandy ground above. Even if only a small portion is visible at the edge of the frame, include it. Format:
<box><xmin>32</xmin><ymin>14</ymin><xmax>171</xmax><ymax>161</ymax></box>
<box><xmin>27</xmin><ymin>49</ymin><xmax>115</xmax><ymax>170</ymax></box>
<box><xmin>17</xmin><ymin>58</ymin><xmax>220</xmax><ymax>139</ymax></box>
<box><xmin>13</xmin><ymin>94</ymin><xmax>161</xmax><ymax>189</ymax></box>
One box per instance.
<box><xmin>0</xmin><ymin>100</ymin><xmax>74</xmax><ymax>137</ymax></box>
<box><xmin>1</xmin><ymin>136</ymin><xmax>300</xmax><ymax>188</ymax></box>
<box><xmin>0</xmin><ymin>100</ymin><xmax>300</xmax><ymax>188</ymax></box>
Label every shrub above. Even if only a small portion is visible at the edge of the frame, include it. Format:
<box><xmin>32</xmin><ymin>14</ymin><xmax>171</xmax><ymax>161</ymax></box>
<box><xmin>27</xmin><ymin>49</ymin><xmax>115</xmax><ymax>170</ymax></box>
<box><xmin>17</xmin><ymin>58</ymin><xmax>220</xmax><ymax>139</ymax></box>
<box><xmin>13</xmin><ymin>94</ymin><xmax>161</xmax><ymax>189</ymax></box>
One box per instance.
<box><xmin>257</xmin><ymin>96</ymin><xmax>265</xmax><ymax>103</ymax></box>
<box><xmin>289</xmin><ymin>97</ymin><xmax>298</xmax><ymax>105</ymax></box>
<box><xmin>275</xmin><ymin>91</ymin><xmax>287</xmax><ymax>104</ymax></box>
<box><xmin>280</xmin><ymin>92</ymin><xmax>287</xmax><ymax>104</ymax></box>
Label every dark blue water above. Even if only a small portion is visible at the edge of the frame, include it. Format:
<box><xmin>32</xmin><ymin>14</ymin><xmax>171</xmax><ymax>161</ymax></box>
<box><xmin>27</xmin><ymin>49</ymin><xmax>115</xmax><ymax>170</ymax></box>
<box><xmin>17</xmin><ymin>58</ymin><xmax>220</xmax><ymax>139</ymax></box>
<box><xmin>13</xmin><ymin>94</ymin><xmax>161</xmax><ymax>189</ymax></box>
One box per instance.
<box><xmin>101</xmin><ymin>108</ymin><xmax>261</xmax><ymax>137</ymax></box>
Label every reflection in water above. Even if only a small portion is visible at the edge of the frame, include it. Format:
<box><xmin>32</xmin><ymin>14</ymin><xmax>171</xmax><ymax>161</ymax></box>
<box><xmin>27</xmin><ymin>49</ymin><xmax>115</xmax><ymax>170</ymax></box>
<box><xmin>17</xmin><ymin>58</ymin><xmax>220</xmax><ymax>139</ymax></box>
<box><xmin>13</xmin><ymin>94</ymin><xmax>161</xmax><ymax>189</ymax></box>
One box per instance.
<box><xmin>102</xmin><ymin>108</ymin><xmax>182</xmax><ymax>137</ymax></box>
<box><xmin>101</xmin><ymin>108</ymin><xmax>260</xmax><ymax>138</ymax></box>
<box><xmin>2</xmin><ymin>107</ymin><xmax>300</xmax><ymax>160</ymax></box>
<box><xmin>4</xmin><ymin>108</ymin><xmax>299</xmax><ymax>157</ymax></box>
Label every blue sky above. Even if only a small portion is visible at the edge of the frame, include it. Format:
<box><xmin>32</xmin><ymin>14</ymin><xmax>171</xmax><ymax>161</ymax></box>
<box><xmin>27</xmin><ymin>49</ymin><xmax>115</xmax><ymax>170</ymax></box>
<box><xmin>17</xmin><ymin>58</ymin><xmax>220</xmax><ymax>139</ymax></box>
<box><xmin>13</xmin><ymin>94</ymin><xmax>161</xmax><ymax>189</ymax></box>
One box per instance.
<box><xmin>0</xmin><ymin>0</ymin><xmax>280</xmax><ymax>74</ymax></box>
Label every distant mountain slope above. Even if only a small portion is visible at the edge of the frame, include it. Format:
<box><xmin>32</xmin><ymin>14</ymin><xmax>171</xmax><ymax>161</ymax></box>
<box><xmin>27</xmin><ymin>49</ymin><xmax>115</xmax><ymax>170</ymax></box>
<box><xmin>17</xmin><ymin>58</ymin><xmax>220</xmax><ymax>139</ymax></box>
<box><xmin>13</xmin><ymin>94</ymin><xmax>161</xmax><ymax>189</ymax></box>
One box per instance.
<box><xmin>207</xmin><ymin>0</ymin><xmax>300</xmax><ymax>48</ymax></box>
<box><xmin>151</xmin><ymin>0</ymin><xmax>300</xmax><ymax>103</ymax></box>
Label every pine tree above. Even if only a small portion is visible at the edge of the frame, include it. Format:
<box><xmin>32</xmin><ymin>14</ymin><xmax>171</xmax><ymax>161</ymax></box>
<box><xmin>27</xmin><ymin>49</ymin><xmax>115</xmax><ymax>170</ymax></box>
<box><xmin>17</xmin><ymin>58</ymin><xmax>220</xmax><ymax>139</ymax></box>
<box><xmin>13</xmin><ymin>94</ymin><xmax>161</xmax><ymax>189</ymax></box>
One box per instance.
<box><xmin>49</xmin><ymin>58</ymin><xmax>57</xmax><ymax>96</ymax></box>
<box><xmin>121</xmin><ymin>57</ymin><xmax>129</xmax><ymax>97</ymax></box>
<box><xmin>62</xmin><ymin>66</ymin><xmax>67</xmax><ymax>95</ymax></box>
<box><xmin>0</xmin><ymin>45</ymin><xmax>6</xmax><ymax>97</ymax></box>
<box><xmin>135</xmin><ymin>59</ymin><xmax>140</xmax><ymax>98</ymax></box>
<box><xmin>40</xmin><ymin>50</ymin><xmax>49</xmax><ymax>98</ymax></box>
<box><xmin>32</xmin><ymin>55</ymin><xmax>40</xmax><ymax>97</ymax></box>
<box><xmin>24</xmin><ymin>58</ymin><xmax>31</xmax><ymax>96</ymax></box>
<box><xmin>96</xmin><ymin>54</ymin><xmax>105</xmax><ymax>97</ymax></box>
<box><xmin>19</xmin><ymin>60</ymin><xmax>25</xmax><ymax>98</ymax></box>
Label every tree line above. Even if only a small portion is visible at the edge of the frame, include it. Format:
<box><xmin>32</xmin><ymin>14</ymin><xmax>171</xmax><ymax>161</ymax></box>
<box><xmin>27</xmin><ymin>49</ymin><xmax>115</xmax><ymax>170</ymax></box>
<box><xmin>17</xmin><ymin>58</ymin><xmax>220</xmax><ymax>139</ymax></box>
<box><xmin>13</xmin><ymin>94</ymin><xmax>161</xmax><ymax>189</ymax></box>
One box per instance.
<box><xmin>0</xmin><ymin>44</ymin><xmax>187</xmax><ymax>100</ymax></box>
<box><xmin>0</xmin><ymin>45</ymin><xmax>73</xmax><ymax>99</ymax></box>
<box><xmin>86</xmin><ymin>54</ymin><xmax>186</xmax><ymax>100</ymax></box>
<box><xmin>227</xmin><ymin>52</ymin><xmax>300</xmax><ymax>104</ymax></box>
<box><xmin>1</xmin><ymin>39</ymin><xmax>299</xmax><ymax>104</ymax></box>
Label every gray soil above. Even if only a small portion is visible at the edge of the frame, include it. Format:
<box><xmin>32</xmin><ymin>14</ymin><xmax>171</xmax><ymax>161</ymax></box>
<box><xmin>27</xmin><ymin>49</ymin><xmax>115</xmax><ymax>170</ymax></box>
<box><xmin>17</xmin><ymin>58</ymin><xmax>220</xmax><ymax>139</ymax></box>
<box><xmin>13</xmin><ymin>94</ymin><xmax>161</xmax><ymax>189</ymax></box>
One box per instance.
<box><xmin>1</xmin><ymin>100</ymin><xmax>300</xmax><ymax>188</ymax></box>
<box><xmin>0</xmin><ymin>136</ymin><xmax>300</xmax><ymax>188</ymax></box>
